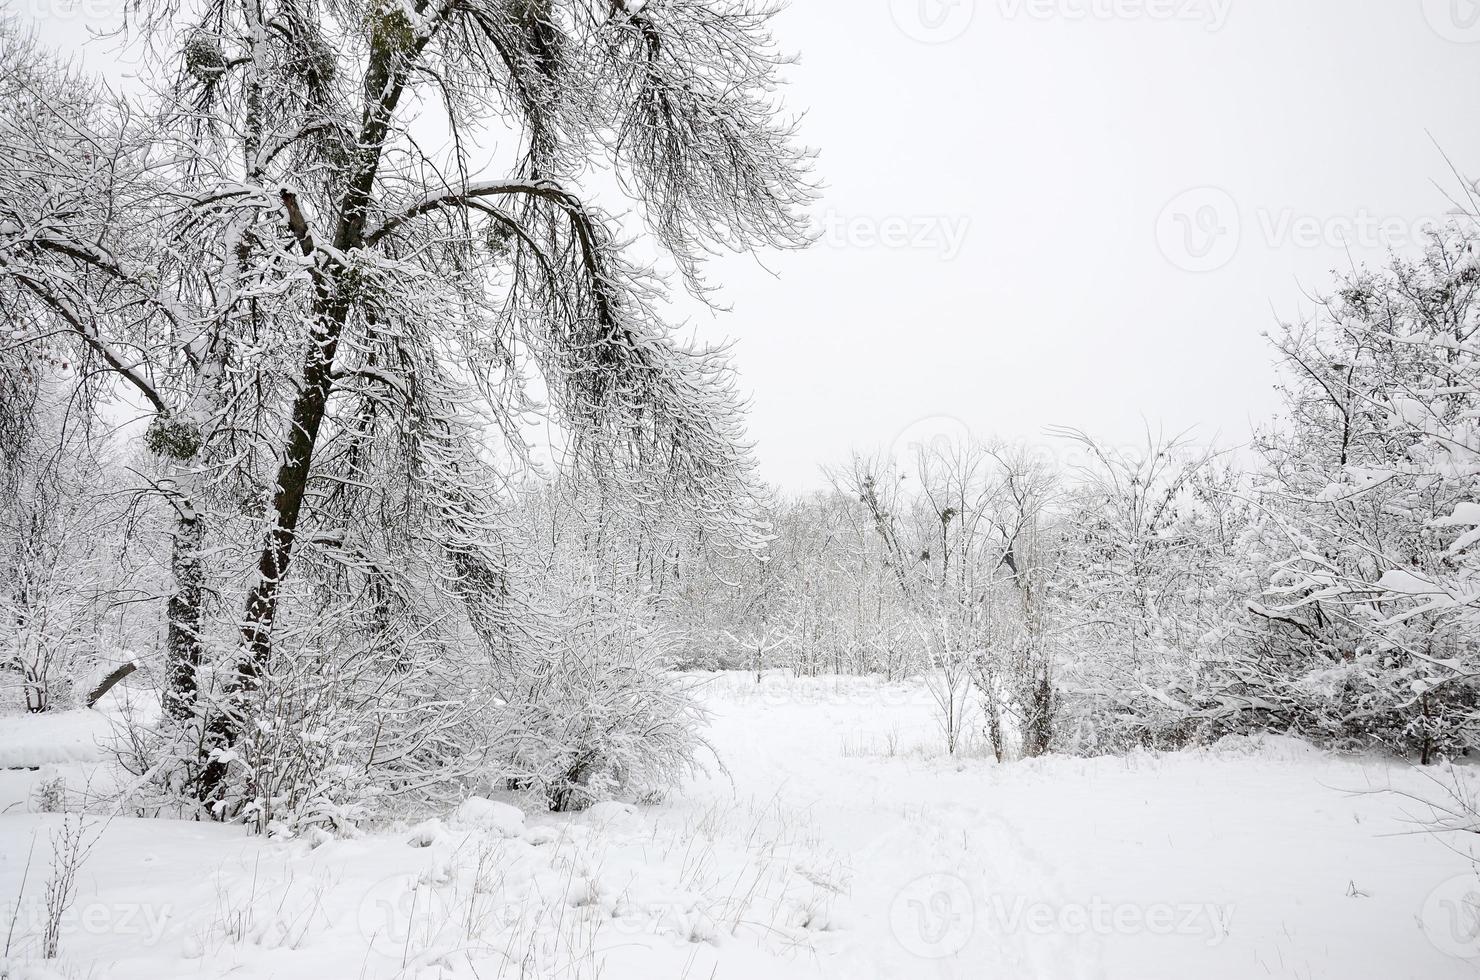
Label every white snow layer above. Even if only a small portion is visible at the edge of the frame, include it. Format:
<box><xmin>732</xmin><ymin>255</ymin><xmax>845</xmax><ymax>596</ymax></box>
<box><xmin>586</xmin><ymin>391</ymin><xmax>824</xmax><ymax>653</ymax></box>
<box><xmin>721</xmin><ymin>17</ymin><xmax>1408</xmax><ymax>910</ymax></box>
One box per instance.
<box><xmin>0</xmin><ymin>709</ymin><xmax>116</xmax><ymax>768</ymax></box>
<box><xmin>0</xmin><ymin>671</ymin><xmax>1476</xmax><ymax>979</ymax></box>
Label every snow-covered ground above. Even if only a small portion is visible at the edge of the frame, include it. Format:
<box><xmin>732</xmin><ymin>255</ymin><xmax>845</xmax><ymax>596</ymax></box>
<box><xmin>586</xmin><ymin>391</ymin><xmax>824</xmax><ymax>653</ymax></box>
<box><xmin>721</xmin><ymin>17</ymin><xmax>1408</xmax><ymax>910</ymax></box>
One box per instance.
<box><xmin>2</xmin><ymin>673</ymin><xmax>1478</xmax><ymax>978</ymax></box>
<box><xmin>0</xmin><ymin>708</ymin><xmax>115</xmax><ymax>769</ymax></box>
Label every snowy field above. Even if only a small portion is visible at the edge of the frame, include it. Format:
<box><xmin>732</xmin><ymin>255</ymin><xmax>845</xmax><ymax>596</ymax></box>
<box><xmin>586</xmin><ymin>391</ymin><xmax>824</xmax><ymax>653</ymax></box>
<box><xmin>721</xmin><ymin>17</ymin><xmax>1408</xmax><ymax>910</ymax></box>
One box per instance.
<box><xmin>2</xmin><ymin>673</ymin><xmax>1478</xmax><ymax>979</ymax></box>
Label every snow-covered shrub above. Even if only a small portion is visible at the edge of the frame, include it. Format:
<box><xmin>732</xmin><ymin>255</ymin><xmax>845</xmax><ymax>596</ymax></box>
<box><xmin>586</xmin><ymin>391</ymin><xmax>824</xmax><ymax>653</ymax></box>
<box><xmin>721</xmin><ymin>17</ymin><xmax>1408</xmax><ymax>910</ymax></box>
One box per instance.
<box><xmin>32</xmin><ymin>775</ymin><xmax>68</xmax><ymax>813</ymax></box>
<box><xmin>40</xmin><ymin>815</ymin><xmax>94</xmax><ymax>959</ymax></box>
<box><xmin>1176</xmin><ymin>624</ymin><xmax>1480</xmax><ymax>762</ymax></box>
<box><xmin>501</xmin><ymin>602</ymin><xmax>710</xmax><ymax>813</ymax></box>
<box><xmin>220</xmin><ymin>603</ymin><xmax>501</xmax><ymax>835</ymax></box>
<box><xmin>113</xmin><ymin>562</ymin><xmax>499</xmax><ymax>833</ymax></box>
<box><xmin>1047</xmin><ymin>437</ymin><xmax>1268</xmax><ymax>756</ymax></box>
<box><xmin>214</xmin><ymin>652</ymin><xmax>384</xmax><ymax>836</ymax></box>
<box><xmin>1066</xmin><ymin>231</ymin><xmax>1480</xmax><ymax>762</ymax></box>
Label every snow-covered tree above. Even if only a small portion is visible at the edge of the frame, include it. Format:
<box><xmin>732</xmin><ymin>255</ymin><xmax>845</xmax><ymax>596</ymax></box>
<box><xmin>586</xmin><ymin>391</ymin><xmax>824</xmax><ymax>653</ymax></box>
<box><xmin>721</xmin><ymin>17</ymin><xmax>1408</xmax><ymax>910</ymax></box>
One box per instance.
<box><xmin>1239</xmin><ymin>229</ymin><xmax>1480</xmax><ymax>761</ymax></box>
<box><xmin>2</xmin><ymin>0</ymin><xmax>814</xmax><ymax>815</ymax></box>
<box><xmin>1048</xmin><ymin>429</ymin><xmax>1257</xmax><ymax>751</ymax></box>
<box><xmin>0</xmin><ymin>360</ymin><xmax>131</xmax><ymax>712</ymax></box>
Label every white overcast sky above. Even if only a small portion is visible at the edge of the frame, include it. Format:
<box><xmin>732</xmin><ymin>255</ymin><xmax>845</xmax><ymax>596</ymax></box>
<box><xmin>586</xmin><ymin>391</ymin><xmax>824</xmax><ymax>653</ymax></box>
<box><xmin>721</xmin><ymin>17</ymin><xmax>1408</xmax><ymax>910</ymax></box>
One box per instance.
<box><xmin>20</xmin><ymin>0</ymin><xmax>1480</xmax><ymax>490</ymax></box>
<box><xmin>683</xmin><ymin>0</ymin><xmax>1480</xmax><ymax>489</ymax></box>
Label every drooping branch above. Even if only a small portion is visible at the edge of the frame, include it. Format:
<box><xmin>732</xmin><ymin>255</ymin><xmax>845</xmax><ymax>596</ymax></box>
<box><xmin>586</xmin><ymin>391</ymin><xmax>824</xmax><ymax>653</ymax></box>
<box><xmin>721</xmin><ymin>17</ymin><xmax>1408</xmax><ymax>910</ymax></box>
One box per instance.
<box><xmin>6</xmin><ymin>269</ymin><xmax>168</xmax><ymax>413</ymax></box>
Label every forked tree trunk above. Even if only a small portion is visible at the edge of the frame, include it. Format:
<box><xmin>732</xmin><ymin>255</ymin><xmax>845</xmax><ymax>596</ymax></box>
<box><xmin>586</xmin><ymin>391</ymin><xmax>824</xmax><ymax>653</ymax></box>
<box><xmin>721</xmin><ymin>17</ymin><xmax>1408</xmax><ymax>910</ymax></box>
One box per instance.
<box><xmin>201</xmin><ymin>13</ymin><xmax>420</xmax><ymax>802</ymax></box>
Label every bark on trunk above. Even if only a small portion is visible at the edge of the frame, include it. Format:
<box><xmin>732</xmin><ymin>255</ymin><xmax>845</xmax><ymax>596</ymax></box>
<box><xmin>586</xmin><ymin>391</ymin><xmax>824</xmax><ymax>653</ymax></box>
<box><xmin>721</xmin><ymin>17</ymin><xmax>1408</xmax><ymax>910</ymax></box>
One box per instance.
<box><xmin>87</xmin><ymin>661</ymin><xmax>137</xmax><ymax>708</ymax></box>
<box><xmin>164</xmin><ymin>509</ymin><xmax>204</xmax><ymax>721</ymax></box>
<box><xmin>1021</xmin><ymin>674</ymin><xmax>1054</xmax><ymax>758</ymax></box>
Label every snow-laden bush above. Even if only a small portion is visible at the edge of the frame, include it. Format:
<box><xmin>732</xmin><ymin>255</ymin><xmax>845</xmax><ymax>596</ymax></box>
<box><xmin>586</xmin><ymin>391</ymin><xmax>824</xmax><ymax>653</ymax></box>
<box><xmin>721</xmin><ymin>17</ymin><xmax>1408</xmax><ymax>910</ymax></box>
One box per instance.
<box><xmin>500</xmin><ymin>604</ymin><xmax>710</xmax><ymax>813</ymax></box>
<box><xmin>115</xmin><ymin>570</ymin><xmax>499</xmax><ymax>834</ymax></box>
<box><xmin>1169</xmin><ymin>628</ymin><xmax>1480</xmax><ymax>761</ymax></box>
<box><xmin>1044</xmin><ymin>433</ymin><xmax>1265</xmax><ymax>756</ymax></box>
<box><xmin>1202</xmin><ymin>228</ymin><xmax>1480</xmax><ymax>762</ymax></box>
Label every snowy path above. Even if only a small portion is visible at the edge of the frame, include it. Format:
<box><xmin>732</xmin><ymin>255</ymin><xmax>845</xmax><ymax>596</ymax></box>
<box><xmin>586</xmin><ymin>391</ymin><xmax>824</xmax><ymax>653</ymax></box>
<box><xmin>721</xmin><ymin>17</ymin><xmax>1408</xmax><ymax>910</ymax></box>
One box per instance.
<box><xmin>1</xmin><ymin>674</ymin><xmax>1478</xmax><ymax>978</ymax></box>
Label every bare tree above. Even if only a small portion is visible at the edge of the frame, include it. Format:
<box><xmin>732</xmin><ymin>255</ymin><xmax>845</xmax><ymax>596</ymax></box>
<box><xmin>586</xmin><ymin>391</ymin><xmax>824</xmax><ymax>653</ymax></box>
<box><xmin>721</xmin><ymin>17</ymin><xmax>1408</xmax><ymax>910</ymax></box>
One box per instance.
<box><xmin>834</xmin><ymin>441</ymin><xmax>1059</xmax><ymax>757</ymax></box>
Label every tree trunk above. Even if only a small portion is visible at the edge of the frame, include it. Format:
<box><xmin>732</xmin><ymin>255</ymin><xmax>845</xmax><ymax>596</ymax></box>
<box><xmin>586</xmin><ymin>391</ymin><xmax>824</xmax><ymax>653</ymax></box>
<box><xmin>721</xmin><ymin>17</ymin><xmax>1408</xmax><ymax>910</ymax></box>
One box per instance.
<box><xmin>982</xmin><ymin>676</ymin><xmax>1005</xmax><ymax>763</ymax></box>
<box><xmin>87</xmin><ymin>661</ymin><xmax>137</xmax><ymax>708</ymax></box>
<box><xmin>23</xmin><ymin>666</ymin><xmax>46</xmax><ymax>713</ymax></box>
<box><xmin>1022</xmin><ymin>674</ymin><xmax>1054</xmax><ymax>758</ymax></box>
<box><xmin>164</xmin><ymin>508</ymin><xmax>203</xmax><ymax>721</ymax></box>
